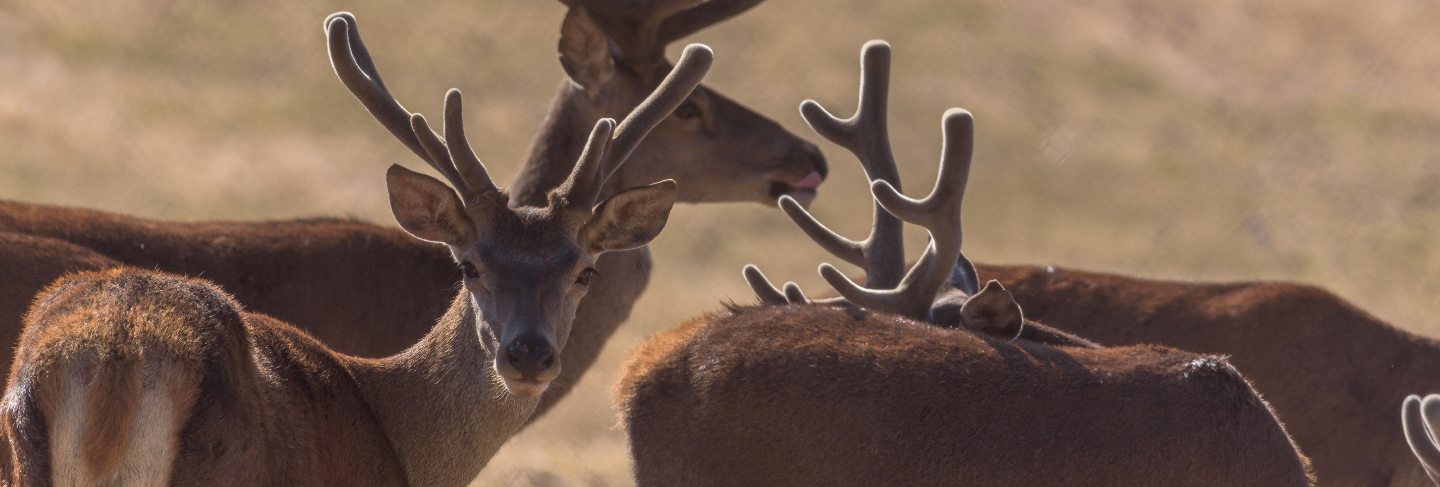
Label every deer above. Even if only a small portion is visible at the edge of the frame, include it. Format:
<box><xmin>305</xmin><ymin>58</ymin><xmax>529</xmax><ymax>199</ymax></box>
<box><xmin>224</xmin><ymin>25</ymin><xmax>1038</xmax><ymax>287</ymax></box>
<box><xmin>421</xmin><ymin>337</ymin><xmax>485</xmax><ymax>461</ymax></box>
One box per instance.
<box><xmin>967</xmin><ymin>260</ymin><xmax>1440</xmax><ymax>485</ymax></box>
<box><xmin>0</xmin><ymin>36</ymin><xmax>714</xmax><ymax>486</ymax></box>
<box><xmin>1402</xmin><ymin>394</ymin><xmax>1440</xmax><ymax>486</ymax></box>
<box><xmin>617</xmin><ymin>41</ymin><xmax>1314</xmax><ymax>486</ymax></box>
<box><xmin>0</xmin><ymin>1</ymin><xmax>825</xmax><ymax>424</ymax></box>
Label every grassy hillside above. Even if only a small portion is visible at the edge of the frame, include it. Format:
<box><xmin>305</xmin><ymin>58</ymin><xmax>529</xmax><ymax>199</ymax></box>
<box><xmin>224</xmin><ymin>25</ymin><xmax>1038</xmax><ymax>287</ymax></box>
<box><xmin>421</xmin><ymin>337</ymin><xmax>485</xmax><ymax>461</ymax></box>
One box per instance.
<box><xmin>3</xmin><ymin>0</ymin><xmax>1437</xmax><ymax>484</ymax></box>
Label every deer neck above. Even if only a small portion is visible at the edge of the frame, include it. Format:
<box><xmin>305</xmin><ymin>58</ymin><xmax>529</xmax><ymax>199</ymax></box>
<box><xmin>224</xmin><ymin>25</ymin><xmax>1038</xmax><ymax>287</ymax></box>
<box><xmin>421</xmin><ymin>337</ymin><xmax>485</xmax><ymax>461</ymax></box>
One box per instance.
<box><xmin>510</xmin><ymin>81</ymin><xmax>628</xmax><ymax>208</ymax></box>
<box><xmin>345</xmin><ymin>293</ymin><xmax>538</xmax><ymax>487</ymax></box>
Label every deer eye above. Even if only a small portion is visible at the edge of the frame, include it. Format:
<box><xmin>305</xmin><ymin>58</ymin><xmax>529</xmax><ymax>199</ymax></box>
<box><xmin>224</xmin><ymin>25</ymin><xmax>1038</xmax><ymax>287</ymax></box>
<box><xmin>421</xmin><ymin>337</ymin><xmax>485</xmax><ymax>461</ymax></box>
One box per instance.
<box><xmin>576</xmin><ymin>268</ymin><xmax>598</xmax><ymax>287</ymax></box>
<box><xmin>459</xmin><ymin>262</ymin><xmax>480</xmax><ymax>279</ymax></box>
<box><xmin>674</xmin><ymin>101</ymin><xmax>701</xmax><ymax>120</ymax></box>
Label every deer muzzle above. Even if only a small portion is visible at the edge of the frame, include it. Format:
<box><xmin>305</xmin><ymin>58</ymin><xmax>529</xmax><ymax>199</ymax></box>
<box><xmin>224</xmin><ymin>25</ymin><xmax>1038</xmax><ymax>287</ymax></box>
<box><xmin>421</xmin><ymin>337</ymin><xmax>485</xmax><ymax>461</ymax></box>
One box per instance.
<box><xmin>495</xmin><ymin>333</ymin><xmax>562</xmax><ymax>397</ymax></box>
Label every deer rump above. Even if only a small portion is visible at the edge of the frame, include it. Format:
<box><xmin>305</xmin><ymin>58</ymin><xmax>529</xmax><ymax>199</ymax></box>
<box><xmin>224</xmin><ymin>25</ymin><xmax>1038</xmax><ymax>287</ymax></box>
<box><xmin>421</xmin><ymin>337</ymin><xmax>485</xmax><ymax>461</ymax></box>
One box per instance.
<box><xmin>618</xmin><ymin>305</ymin><xmax>1313</xmax><ymax>487</ymax></box>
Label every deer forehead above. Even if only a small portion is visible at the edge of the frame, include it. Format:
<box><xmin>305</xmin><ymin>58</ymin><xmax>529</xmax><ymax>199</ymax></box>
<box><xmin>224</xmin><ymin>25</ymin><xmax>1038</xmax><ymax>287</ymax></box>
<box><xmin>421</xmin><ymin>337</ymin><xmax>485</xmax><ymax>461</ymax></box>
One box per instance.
<box><xmin>469</xmin><ymin>242</ymin><xmax>583</xmax><ymax>275</ymax></box>
<box><xmin>462</xmin><ymin>209</ymin><xmax>586</xmax><ymax>272</ymax></box>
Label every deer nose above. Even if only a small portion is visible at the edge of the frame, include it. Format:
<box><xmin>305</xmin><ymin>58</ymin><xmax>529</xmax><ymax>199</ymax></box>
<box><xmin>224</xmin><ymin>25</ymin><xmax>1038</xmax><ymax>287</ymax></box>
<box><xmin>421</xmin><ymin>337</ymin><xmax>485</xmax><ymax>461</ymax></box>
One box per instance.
<box><xmin>801</xmin><ymin>142</ymin><xmax>829</xmax><ymax>179</ymax></box>
<box><xmin>505</xmin><ymin>335</ymin><xmax>556</xmax><ymax>379</ymax></box>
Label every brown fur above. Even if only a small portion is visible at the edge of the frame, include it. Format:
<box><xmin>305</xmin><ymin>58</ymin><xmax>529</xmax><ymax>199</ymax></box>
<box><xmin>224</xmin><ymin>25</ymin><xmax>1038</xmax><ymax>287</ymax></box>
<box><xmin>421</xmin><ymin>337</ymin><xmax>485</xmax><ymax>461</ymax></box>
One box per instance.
<box><xmin>618</xmin><ymin>304</ymin><xmax>1314</xmax><ymax>486</ymax></box>
<box><xmin>0</xmin><ymin>2</ymin><xmax>822</xmax><ymax>427</ymax></box>
<box><xmin>1</xmin><ymin>268</ymin><xmax>548</xmax><ymax>485</ymax></box>
<box><xmin>975</xmin><ymin>263</ymin><xmax>1433</xmax><ymax>486</ymax></box>
<box><xmin>78</xmin><ymin>359</ymin><xmax>139</xmax><ymax>477</ymax></box>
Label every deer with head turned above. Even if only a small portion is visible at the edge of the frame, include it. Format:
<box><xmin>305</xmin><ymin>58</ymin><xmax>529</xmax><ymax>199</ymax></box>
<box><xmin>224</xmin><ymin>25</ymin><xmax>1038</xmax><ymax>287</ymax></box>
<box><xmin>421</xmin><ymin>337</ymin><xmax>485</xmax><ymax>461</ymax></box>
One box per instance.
<box><xmin>618</xmin><ymin>41</ymin><xmax>1313</xmax><ymax>486</ymax></box>
<box><xmin>0</xmin><ymin>1</ymin><xmax>824</xmax><ymax>420</ymax></box>
<box><xmin>0</xmin><ymin>34</ymin><xmax>713</xmax><ymax>487</ymax></box>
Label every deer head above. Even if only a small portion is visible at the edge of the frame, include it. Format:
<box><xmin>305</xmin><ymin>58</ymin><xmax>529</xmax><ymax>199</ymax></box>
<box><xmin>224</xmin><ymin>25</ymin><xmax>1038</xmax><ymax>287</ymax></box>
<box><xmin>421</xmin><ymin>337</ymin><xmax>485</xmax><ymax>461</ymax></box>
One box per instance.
<box><xmin>326</xmin><ymin>14</ymin><xmax>710</xmax><ymax>397</ymax></box>
<box><xmin>742</xmin><ymin>41</ymin><xmax>1022</xmax><ymax>339</ymax></box>
<box><xmin>551</xmin><ymin>0</ymin><xmax>827</xmax><ymax>206</ymax></box>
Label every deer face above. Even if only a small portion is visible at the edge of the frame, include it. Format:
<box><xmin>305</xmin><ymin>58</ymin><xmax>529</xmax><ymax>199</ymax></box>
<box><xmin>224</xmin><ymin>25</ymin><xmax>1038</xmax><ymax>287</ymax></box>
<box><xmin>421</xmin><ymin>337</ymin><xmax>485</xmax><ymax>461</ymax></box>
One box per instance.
<box><xmin>387</xmin><ymin>166</ymin><xmax>677</xmax><ymax>398</ymax></box>
<box><xmin>328</xmin><ymin>12</ymin><xmax>706</xmax><ymax>397</ymax></box>
<box><xmin>559</xmin><ymin>8</ymin><xmax>828</xmax><ymax>207</ymax></box>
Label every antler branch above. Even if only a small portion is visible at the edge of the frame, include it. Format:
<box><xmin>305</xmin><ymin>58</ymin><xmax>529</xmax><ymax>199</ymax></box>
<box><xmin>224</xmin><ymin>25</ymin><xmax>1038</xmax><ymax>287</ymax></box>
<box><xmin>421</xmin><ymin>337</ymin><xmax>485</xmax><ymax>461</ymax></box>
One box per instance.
<box><xmin>744</xmin><ymin>40</ymin><xmax>904</xmax><ymax>306</ymax></box>
<box><xmin>744</xmin><ymin>41</ymin><xmax>981</xmax><ymax>321</ymax></box>
<box><xmin>557</xmin><ymin>44</ymin><xmax>715</xmax><ymax>209</ymax></box>
<box><xmin>792</xmin><ymin>40</ymin><xmax>906</xmax><ymax>289</ymax></box>
<box><xmin>325</xmin><ymin>13</ymin><xmax>497</xmax><ymax>199</ymax></box>
<box><xmin>852</xmin><ymin>109</ymin><xmax>975</xmax><ymax>319</ymax></box>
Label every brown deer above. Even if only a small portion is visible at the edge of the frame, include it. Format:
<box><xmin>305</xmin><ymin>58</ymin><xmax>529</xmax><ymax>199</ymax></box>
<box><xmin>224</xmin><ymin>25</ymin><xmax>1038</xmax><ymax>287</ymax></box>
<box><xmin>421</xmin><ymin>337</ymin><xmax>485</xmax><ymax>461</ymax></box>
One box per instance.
<box><xmin>0</xmin><ymin>40</ymin><xmax>713</xmax><ymax>486</ymax></box>
<box><xmin>0</xmin><ymin>1</ymin><xmax>824</xmax><ymax>422</ymax></box>
<box><xmin>969</xmin><ymin>264</ymin><xmax>1438</xmax><ymax>485</ymax></box>
<box><xmin>618</xmin><ymin>41</ymin><xmax>1313</xmax><ymax>486</ymax></box>
<box><xmin>1402</xmin><ymin>394</ymin><xmax>1440</xmax><ymax>486</ymax></box>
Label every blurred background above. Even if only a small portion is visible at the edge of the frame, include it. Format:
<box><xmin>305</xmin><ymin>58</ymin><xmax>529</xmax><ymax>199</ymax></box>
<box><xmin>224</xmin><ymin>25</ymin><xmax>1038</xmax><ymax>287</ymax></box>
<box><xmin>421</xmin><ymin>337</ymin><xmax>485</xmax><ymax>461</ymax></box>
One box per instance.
<box><xmin>3</xmin><ymin>0</ymin><xmax>1438</xmax><ymax>484</ymax></box>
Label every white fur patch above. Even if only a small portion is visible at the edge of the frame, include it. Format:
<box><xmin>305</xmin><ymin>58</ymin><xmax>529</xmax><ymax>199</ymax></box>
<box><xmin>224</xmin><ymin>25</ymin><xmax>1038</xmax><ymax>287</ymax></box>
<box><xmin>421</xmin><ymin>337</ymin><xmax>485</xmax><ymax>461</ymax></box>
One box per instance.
<box><xmin>49</xmin><ymin>365</ymin><xmax>183</xmax><ymax>486</ymax></box>
<box><xmin>48</xmin><ymin>375</ymin><xmax>88</xmax><ymax>487</ymax></box>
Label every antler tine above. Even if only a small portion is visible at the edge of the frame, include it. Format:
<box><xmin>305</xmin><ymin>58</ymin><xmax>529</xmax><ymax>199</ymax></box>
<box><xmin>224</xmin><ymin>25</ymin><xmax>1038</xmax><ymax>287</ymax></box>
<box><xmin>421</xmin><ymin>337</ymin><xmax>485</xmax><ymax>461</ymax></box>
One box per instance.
<box><xmin>1404</xmin><ymin>395</ymin><xmax>1440</xmax><ymax>482</ymax></box>
<box><xmin>442</xmin><ymin>90</ymin><xmax>498</xmax><ymax>196</ymax></box>
<box><xmin>561</xmin><ymin>44</ymin><xmax>714</xmax><ymax>209</ymax></box>
<box><xmin>742</xmin><ymin>265</ymin><xmax>789</xmax><ymax>305</ymax></box>
<box><xmin>555</xmin><ymin>118</ymin><xmax>616</xmax><ymax>209</ymax></box>
<box><xmin>776</xmin><ymin>196</ymin><xmax>864</xmax><ymax>266</ymax></box>
<box><xmin>407</xmin><ymin>109</ymin><xmax>472</xmax><ymax>196</ymax></box>
<box><xmin>814</xmin><ymin>239</ymin><xmax>941</xmax><ymax>319</ymax></box>
<box><xmin>794</xmin><ymin>40</ymin><xmax>906</xmax><ymax>289</ymax></box>
<box><xmin>656</xmin><ymin>0</ymin><xmax>765</xmax><ymax>47</ymax></box>
<box><xmin>741</xmin><ymin>264</ymin><xmax>845</xmax><ymax>307</ymax></box>
<box><xmin>603</xmin><ymin>44</ymin><xmax>713</xmax><ymax>181</ymax></box>
<box><xmin>325</xmin><ymin>13</ymin><xmax>469</xmax><ymax>192</ymax></box>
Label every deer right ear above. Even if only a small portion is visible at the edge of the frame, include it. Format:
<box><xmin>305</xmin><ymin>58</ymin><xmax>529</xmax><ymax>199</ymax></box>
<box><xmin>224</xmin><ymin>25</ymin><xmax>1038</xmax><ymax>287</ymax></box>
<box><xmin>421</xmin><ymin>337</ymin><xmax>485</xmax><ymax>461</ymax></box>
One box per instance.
<box><xmin>386</xmin><ymin>164</ymin><xmax>476</xmax><ymax>247</ymax></box>
<box><xmin>559</xmin><ymin>7</ymin><xmax>615</xmax><ymax>91</ymax></box>
<box><xmin>960</xmin><ymin>280</ymin><xmax>1025</xmax><ymax>340</ymax></box>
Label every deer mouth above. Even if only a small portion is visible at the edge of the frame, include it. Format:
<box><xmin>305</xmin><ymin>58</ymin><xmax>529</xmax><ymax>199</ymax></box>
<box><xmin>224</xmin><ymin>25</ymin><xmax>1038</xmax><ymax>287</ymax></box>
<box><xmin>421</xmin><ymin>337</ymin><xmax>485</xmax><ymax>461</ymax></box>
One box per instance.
<box><xmin>499</xmin><ymin>376</ymin><xmax>551</xmax><ymax>398</ymax></box>
<box><xmin>770</xmin><ymin>170</ymin><xmax>825</xmax><ymax>207</ymax></box>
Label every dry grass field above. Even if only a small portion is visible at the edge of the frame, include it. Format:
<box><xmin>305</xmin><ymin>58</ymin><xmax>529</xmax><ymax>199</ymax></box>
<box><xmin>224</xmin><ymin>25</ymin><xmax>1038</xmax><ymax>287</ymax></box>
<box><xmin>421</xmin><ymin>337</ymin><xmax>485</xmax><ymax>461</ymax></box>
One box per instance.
<box><xmin>3</xmin><ymin>0</ymin><xmax>1439</xmax><ymax>484</ymax></box>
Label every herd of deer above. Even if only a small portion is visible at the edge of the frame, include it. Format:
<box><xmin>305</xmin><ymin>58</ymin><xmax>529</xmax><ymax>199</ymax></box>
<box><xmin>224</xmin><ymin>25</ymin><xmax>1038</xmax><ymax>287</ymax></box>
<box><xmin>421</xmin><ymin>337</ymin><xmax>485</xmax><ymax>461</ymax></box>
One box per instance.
<box><xmin>0</xmin><ymin>1</ymin><xmax>1436</xmax><ymax>486</ymax></box>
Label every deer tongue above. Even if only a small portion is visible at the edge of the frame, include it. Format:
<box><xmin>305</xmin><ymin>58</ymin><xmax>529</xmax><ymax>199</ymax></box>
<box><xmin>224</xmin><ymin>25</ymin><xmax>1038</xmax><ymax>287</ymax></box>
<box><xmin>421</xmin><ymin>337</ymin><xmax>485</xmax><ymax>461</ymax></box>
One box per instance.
<box><xmin>789</xmin><ymin>171</ymin><xmax>824</xmax><ymax>189</ymax></box>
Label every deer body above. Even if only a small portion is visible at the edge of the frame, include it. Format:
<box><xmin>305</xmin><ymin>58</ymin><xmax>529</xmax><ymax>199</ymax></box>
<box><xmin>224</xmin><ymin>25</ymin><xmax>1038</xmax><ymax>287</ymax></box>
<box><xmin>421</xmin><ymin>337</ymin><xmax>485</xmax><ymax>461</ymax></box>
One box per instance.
<box><xmin>0</xmin><ymin>201</ymin><xmax>457</xmax><ymax>364</ymax></box>
<box><xmin>980</xmin><ymin>263</ymin><xmax>1438</xmax><ymax>486</ymax></box>
<box><xmin>620</xmin><ymin>305</ymin><xmax>1314</xmax><ymax>487</ymax></box>
<box><xmin>1</xmin><ymin>269</ymin><xmax>527</xmax><ymax>486</ymax></box>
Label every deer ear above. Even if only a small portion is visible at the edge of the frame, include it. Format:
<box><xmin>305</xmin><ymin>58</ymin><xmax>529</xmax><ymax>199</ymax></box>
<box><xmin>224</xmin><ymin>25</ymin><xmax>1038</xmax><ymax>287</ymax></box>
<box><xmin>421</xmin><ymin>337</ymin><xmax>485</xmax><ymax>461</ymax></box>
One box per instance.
<box><xmin>960</xmin><ymin>280</ymin><xmax>1025</xmax><ymax>340</ymax></box>
<box><xmin>580</xmin><ymin>180</ymin><xmax>678</xmax><ymax>254</ymax></box>
<box><xmin>559</xmin><ymin>7</ymin><xmax>615</xmax><ymax>91</ymax></box>
<box><xmin>386</xmin><ymin>164</ymin><xmax>476</xmax><ymax>247</ymax></box>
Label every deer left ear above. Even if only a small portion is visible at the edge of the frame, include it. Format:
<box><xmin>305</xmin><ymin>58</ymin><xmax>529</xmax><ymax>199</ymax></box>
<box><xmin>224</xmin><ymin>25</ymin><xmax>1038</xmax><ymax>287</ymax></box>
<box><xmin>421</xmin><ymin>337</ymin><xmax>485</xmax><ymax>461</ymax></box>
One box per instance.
<box><xmin>579</xmin><ymin>180</ymin><xmax>678</xmax><ymax>254</ymax></box>
<box><xmin>961</xmin><ymin>280</ymin><xmax>1025</xmax><ymax>340</ymax></box>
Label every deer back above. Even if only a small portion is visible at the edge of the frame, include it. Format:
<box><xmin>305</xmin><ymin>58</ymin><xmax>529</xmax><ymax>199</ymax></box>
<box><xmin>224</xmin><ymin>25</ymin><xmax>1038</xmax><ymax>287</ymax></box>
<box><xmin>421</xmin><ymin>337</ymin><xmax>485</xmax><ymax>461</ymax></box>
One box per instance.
<box><xmin>618</xmin><ymin>305</ymin><xmax>1314</xmax><ymax>486</ymax></box>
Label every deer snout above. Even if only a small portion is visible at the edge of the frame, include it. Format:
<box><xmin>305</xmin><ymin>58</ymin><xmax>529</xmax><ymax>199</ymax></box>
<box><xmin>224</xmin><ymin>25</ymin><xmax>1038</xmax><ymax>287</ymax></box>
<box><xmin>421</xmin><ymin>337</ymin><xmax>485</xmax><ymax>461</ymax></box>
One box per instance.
<box><xmin>495</xmin><ymin>334</ymin><xmax>561</xmax><ymax>397</ymax></box>
<box><xmin>801</xmin><ymin>142</ymin><xmax>829</xmax><ymax>180</ymax></box>
<box><xmin>505</xmin><ymin>335</ymin><xmax>556</xmax><ymax>377</ymax></box>
<box><xmin>769</xmin><ymin>143</ymin><xmax>829</xmax><ymax>207</ymax></box>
